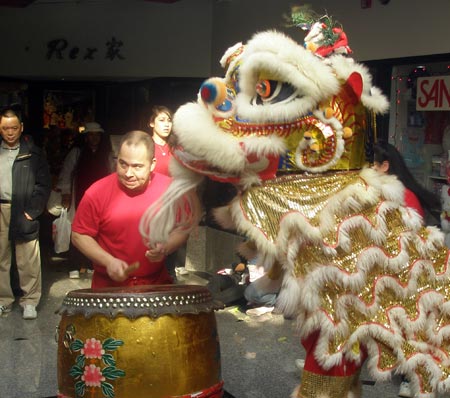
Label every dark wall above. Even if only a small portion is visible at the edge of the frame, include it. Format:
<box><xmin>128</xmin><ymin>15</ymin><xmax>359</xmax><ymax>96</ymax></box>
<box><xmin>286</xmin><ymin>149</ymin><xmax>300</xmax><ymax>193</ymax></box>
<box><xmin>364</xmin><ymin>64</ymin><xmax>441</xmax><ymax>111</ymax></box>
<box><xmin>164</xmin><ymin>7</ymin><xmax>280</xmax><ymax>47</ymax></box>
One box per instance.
<box><xmin>12</xmin><ymin>76</ymin><xmax>205</xmax><ymax>141</ymax></box>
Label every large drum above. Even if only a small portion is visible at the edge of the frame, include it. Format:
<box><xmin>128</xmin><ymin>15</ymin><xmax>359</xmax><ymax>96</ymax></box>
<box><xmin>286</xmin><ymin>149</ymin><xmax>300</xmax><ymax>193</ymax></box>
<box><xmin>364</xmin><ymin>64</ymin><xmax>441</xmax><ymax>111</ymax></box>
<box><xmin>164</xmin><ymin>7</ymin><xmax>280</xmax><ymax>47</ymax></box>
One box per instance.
<box><xmin>56</xmin><ymin>285</ymin><xmax>224</xmax><ymax>398</ymax></box>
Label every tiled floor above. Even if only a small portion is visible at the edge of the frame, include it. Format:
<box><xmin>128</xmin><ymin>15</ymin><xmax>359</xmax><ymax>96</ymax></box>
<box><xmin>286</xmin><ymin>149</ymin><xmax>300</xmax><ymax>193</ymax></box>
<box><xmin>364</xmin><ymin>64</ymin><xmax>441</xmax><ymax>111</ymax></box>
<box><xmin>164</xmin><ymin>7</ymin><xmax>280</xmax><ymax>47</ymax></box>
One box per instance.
<box><xmin>0</xmin><ymin>222</ymin><xmax>408</xmax><ymax>398</ymax></box>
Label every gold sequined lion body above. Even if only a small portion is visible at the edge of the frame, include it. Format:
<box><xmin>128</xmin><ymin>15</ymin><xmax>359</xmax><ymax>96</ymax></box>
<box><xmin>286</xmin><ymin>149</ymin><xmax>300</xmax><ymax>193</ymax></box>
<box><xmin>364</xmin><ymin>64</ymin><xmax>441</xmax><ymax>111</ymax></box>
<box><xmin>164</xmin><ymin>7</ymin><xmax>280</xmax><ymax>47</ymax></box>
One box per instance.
<box><xmin>223</xmin><ymin>169</ymin><xmax>449</xmax><ymax>398</ymax></box>
<box><xmin>141</xmin><ymin>25</ymin><xmax>450</xmax><ymax>398</ymax></box>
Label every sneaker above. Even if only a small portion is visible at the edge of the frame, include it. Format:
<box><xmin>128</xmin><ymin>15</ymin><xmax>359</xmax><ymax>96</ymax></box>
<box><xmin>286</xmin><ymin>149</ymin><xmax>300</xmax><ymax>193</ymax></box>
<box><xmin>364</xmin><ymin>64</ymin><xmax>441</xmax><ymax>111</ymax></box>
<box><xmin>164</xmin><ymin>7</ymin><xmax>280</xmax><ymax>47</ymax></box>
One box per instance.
<box><xmin>0</xmin><ymin>305</ymin><xmax>12</xmax><ymax>316</ymax></box>
<box><xmin>295</xmin><ymin>359</ymin><xmax>305</xmax><ymax>371</ymax></box>
<box><xmin>69</xmin><ymin>270</ymin><xmax>80</xmax><ymax>279</ymax></box>
<box><xmin>398</xmin><ymin>380</ymin><xmax>412</xmax><ymax>398</ymax></box>
<box><xmin>23</xmin><ymin>305</ymin><xmax>37</xmax><ymax>320</ymax></box>
<box><xmin>245</xmin><ymin>306</ymin><xmax>274</xmax><ymax>316</ymax></box>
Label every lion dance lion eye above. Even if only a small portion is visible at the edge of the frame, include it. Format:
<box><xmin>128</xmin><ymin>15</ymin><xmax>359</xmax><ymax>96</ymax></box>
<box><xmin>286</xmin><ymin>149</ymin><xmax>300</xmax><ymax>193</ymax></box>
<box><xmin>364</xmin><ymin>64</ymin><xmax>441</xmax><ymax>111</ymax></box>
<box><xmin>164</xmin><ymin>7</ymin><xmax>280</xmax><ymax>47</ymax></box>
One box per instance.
<box><xmin>256</xmin><ymin>80</ymin><xmax>274</xmax><ymax>98</ymax></box>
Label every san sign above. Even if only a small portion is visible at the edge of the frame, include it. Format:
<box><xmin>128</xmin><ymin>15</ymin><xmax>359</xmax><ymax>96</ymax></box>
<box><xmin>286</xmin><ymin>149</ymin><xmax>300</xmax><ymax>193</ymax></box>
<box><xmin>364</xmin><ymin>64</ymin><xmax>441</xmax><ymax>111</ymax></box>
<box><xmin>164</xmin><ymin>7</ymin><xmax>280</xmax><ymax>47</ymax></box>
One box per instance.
<box><xmin>417</xmin><ymin>76</ymin><xmax>450</xmax><ymax>111</ymax></box>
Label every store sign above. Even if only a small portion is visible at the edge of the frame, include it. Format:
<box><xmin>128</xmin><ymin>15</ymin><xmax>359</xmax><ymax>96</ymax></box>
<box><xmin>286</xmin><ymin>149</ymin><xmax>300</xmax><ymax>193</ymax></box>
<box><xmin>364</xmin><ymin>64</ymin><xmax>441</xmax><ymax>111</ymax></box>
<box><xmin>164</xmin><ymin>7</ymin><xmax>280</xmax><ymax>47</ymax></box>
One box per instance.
<box><xmin>46</xmin><ymin>37</ymin><xmax>125</xmax><ymax>61</ymax></box>
<box><xmin>417</xmin><ymin>76</ymin><xmax>450</xmax><ymax>111</ymax></box>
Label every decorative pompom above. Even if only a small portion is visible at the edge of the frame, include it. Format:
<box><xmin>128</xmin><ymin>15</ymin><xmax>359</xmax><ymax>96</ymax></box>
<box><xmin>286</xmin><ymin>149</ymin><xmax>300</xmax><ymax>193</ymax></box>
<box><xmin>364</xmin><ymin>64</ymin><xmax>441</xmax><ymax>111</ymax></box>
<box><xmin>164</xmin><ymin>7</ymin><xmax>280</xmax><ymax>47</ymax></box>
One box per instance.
<box><xmin>310</xmin><ymin>142</ymin><xmax>321</xmax><ymax>152</ymax></box>
<box><xmin>200</xmin><ymin>78</ymin><xmax>227</xmax><ymax>106</ymax></box>
<box><xmin>343</xmin><ymin>127</ymin><xmax>353</xmax><ymax>139</ymax></box>
<box><xmin>324</xmin><ymin>107</ymin><xmax>334</xmax><ymax>119</ymax></box>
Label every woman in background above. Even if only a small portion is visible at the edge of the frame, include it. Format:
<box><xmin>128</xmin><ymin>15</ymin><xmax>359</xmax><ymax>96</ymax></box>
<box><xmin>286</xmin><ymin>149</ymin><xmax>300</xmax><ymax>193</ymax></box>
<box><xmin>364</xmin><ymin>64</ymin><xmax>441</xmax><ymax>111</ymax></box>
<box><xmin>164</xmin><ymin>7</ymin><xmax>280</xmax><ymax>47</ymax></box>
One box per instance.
<box><xmin>373</xmin><ymin>141</ymin><xmax>440</xmax><ymax>222</ymax></box>
<box><xmin>57</xmin><ymin>121</ymin><xmax>113</xmax><ymax>278</ymax></box>
<box><xmin>147</xmin><ymin>105</ymin><xmax>189</xmax><ymax>278</ymax></box>
<box><xmin>148</xmin><ymin>105</ymin><xmax>173</xmax><ymax>177</ymax></box>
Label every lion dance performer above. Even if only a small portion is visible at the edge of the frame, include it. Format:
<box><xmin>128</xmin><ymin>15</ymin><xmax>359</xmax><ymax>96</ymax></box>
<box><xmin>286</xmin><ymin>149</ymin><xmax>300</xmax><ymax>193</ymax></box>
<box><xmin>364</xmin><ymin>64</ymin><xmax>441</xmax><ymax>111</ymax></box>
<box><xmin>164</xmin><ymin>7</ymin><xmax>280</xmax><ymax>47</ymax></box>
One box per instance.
<box><xmin>140</xmin><ymin>7</ymin><xmax>450</xmax><ymax>398</ymax></box>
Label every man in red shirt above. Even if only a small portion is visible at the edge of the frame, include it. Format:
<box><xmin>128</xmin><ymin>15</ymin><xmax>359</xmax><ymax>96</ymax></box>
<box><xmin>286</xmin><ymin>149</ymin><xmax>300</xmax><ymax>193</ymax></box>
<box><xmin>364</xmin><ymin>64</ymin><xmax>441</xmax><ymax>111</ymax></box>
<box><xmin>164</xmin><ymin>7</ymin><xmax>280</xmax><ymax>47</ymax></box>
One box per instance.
<box><xmin>71</xmin><ymin>130</ymin><xmax>191</xmax><ymax>288</ymax></box>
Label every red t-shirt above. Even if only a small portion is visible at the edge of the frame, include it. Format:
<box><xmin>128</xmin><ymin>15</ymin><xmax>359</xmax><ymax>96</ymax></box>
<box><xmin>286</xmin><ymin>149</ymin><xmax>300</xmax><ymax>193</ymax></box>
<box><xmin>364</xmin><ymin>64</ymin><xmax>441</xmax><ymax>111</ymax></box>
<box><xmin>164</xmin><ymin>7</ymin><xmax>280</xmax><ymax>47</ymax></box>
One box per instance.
<box><xmin>404</xmin><ymin>188</ymin><xmax>424</xmax><ymax>218</ymax></box>
<box><xmin>154</xmin><ymin>143</ymin><xmax>171</xmax><ymax>177</ymax></box>
<box><xmin>72</xmin><ymin>172</ymin><xmax>173</xmax><ymax>288</ymax></box>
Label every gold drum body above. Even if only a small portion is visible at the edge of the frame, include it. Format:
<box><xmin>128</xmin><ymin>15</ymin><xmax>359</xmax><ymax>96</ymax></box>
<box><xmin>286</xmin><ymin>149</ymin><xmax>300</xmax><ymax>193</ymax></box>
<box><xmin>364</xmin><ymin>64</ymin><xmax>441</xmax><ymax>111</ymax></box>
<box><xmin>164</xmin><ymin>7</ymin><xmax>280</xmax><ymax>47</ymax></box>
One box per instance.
<box><xmin>56</xmin><ymin>285</ymin><xmax>224</xmax><ymax>398</ymax></box>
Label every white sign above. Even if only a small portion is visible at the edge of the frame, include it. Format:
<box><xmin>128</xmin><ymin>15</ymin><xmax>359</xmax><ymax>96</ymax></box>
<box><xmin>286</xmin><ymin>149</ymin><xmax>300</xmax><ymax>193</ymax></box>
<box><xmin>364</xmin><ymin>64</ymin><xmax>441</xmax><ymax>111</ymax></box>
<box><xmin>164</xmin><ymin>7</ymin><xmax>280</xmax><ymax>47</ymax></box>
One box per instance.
<box><xmin>417</xmin><ymin>76</ymin><xmax>450</xmax><ymax>111</ymax></box>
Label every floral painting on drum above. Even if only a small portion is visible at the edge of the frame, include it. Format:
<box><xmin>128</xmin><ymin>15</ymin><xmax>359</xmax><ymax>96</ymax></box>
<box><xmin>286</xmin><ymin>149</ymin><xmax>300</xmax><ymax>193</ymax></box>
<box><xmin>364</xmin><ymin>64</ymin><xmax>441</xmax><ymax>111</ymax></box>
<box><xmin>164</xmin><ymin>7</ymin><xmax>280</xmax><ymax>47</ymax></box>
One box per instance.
<box><xmin>67</xmin><ymin>336</ymin><xmax>125</xmax><ymax>398</ymax></box>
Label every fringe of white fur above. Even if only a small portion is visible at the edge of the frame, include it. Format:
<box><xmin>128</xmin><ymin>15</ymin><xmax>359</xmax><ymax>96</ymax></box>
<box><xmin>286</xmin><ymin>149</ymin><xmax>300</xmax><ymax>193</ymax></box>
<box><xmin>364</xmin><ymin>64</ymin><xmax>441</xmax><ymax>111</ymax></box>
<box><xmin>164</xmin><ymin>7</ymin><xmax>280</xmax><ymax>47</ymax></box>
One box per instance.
<box><xmin>173</xmin><ymin>101</ymin><xmax>287</xmax><ymax>190</ymax></box>
<box><xmin>173</xmin><ymin>102</ymin><xmax>246</xmax><ymax>174</ymax></box>
<box><xmin>139</xmin><ymin>162</ymin><xmax>204</xmax><ymax>247</ymax></box>
<box><xmin>325</xmin><ymin>54</ymin><xmax>389</xmax><ymax>114</ymax></box>
<box><xmin>236</xmin><ymin>31</ymin><xmax>389</xmax><ymax>126</ymax></box>
<box><xmin>222</xmin><ymin>168</ymin><xmax>408</xmax><ymax>275</ymax></box>
<box><xmin>237</xmin><ymin>31</ymin><xmax>341</xmax><ymax>123</ymax></box>
<box><xmin>280</xmin><ymin>194</ymin><xmax>447</xmax><ymax>391</ymax></box>
<box><xmin>218</xmin><ymin>168</ymin><xmax>448</xmax><ymax>391</ymax></box>
<box><xmin>282</xmin><ymin>187</ymin><xmax>445</xmax><ymax>334</ymax></box>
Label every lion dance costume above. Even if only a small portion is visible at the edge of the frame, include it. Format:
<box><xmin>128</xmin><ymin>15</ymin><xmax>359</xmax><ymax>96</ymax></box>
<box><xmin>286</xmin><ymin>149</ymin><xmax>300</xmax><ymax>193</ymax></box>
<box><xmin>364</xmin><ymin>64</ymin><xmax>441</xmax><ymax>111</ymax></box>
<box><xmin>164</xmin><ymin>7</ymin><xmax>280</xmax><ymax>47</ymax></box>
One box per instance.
<box><xmin>140</xmin><ymin>8</ymin><xmax>450</xmax><ymax>398</ymax></box>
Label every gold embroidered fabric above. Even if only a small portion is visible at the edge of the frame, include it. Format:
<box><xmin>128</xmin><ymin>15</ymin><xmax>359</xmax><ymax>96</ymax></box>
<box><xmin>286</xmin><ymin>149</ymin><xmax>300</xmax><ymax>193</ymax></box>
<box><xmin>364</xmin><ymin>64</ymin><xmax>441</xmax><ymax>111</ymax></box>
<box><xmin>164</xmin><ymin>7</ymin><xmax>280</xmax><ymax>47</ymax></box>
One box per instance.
<box><xmin>240</xmin><ymin>171</ymin><xmax>363</xmax><ymax>243</ymax></box>
<box><xmin>235</xmin><ymin>171</ymin><xmax>450</xmax><ymax>396</ymax></box>
<box><xmin>298</xmin><ymin>370</ymin><xmax>360</xmax><ymax>398</ymax></box>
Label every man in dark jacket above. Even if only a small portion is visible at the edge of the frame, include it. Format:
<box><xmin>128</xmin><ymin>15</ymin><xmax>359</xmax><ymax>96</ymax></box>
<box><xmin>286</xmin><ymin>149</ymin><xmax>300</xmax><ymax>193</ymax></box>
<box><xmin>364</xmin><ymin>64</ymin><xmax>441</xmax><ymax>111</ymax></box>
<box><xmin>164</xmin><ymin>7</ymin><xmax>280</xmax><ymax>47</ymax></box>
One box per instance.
<box><xmin>0</xmin><ymin>108</ymin><xmax>51</xmax><ymax>319</ymax></box>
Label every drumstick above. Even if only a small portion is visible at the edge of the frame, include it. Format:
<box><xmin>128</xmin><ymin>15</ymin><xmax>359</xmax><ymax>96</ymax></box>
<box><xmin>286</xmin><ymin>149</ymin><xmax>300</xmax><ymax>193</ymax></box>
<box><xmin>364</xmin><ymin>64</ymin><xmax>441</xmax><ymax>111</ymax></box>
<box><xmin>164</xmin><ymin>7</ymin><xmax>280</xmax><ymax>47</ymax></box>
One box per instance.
<box><xmin>124</xmin><ymin>261</ymin><xmax>140</xmax><ymax>276</ymax></box>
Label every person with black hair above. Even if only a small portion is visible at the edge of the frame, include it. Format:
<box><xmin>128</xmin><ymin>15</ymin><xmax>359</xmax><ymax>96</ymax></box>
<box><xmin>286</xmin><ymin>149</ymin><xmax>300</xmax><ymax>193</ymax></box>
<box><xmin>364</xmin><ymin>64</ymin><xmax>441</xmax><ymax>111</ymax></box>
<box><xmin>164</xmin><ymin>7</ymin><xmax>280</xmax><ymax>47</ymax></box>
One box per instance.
<box><xmin>147</xmin><ymin>105</ymin><xmax>173</xmax><ymax>177</ymax></box>
<box><xmin>58</xmin><ymin>122</ymin><xmax>113</xmax><ymax>211</ymax></box>
<box><xmin>57</xmin><ymin>121</ymin><xmax>113</xmax><ymax>278</ymax></box>
<box><xmin>146</xmin><ymin>106</ymin><xmax>190</xmax><ymax>279</ymax></box>
<box><xmin>373</xmin><ymin>141</ymin><xmax>441</xmax><ymax>222</ymax></box>
<box><xmin>0</xmin><ymin>108</ymin><xmax>51</xmax><ymax>319</ymax></box>
<box><xmin>71</xmin><ymin>130</ymin><xmax>195</xmax><ymax>288</ymax></box>
<box><xmin>373</xmin><ymin>141</ymin><xmax>440</xmax><ymax>398</ymax></box>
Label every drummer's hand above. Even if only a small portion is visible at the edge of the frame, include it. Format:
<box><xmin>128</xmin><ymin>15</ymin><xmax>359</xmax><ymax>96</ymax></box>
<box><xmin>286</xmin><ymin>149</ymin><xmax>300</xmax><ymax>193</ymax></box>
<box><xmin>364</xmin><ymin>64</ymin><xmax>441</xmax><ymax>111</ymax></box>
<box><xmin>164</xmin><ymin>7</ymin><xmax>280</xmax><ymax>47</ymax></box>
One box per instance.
<box><xmin>106</xmin><ymin>258</ymin><xmax>132</xmax><ymax>282</ymax></box>
<box><xmin>62</xmin><ymin>194</ymin><xmax>72</xmax><ymax>210</ymax></box>
<box><xmin>145</xmin><ymin>244</ymin><xmax>166</xmax><ymax>262</ymax></box>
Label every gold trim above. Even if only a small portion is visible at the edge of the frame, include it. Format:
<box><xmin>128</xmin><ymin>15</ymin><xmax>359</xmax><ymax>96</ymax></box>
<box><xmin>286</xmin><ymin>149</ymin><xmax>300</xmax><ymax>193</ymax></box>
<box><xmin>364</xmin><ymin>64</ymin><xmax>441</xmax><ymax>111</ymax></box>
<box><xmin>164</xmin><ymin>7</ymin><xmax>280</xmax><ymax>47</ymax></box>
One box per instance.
<box><xmin>298</xmin><ymin>369</ymin><xmax>361</xmax><ymax>398</ymax></box>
